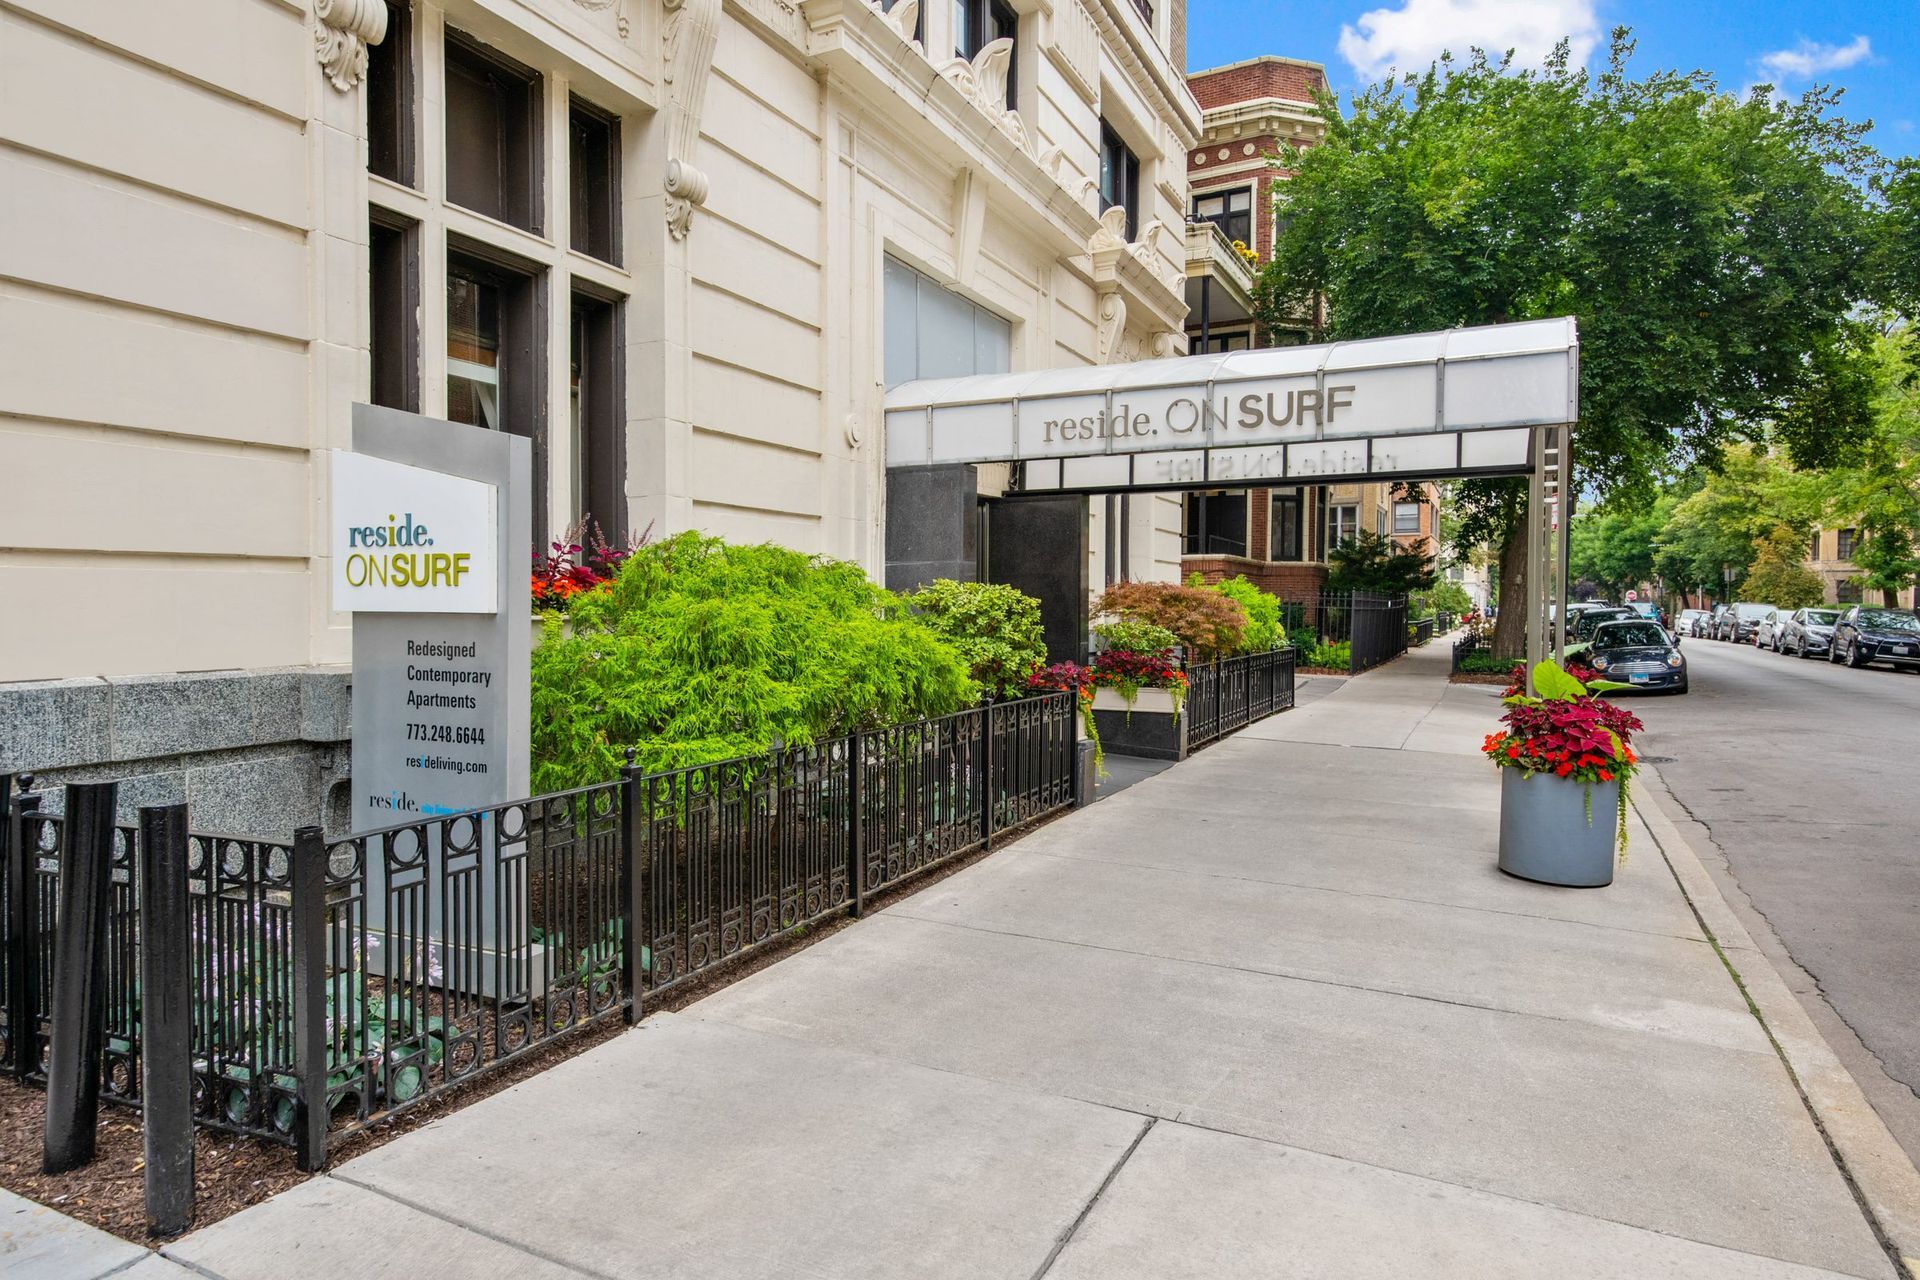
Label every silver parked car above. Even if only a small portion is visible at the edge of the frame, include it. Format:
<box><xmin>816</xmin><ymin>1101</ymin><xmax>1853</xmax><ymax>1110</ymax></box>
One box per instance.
<box><xmin>1780</xmin><ymin>607</ymin><xmax>1841</xmax><ymax>659</ymax></box>
<box><xmin>1754</xmin><ymin>608</ymin><xmax>1796</xmax><ymax>652</ymax></box>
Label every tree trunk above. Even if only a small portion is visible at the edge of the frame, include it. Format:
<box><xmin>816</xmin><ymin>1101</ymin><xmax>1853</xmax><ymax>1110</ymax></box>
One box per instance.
<box><xmin>1491</xmin><ymin>517</ymin><xmax>1528</xmax><ymax>660</ymax></box>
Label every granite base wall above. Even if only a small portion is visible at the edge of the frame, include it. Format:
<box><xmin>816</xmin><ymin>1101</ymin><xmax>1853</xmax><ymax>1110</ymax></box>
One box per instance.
<box><xmin>0</xmin><ymin>666</ymin><xmax>352</xmax><ymax>838</ymax></box>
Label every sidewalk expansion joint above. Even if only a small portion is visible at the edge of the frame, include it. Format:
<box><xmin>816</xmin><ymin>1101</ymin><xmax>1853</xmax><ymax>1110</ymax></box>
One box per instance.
<box><xmin>325</xmin><ymin>1172</ymin><xmax>622</xmax><ymax>1280</ymax></box>
<box><xmin>1029</xmin><ymin>1116</ymin><xmax>1155</xmax><ymax>1280</ymax></box>
<box><xmin>1635</xmin><ymin>797</ymin><xmax>1913</xmax><ymax>1280</ymax></box>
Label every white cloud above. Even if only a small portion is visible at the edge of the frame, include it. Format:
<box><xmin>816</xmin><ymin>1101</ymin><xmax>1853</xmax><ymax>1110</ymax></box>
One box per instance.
<box><xmin>1757</xmin><ymin>35</ymin><xmax>1872</xmax><ymax>81</ymax></box>
<box><xmin>1337</xmin><ymin>0</ymin><xmax>1601</xmax><ymax>81</ymax></box>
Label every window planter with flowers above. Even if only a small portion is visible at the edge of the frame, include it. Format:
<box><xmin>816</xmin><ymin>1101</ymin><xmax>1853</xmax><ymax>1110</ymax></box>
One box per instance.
<box><xmin>1484</xmin><ymin>660</ymin><xmax>1644</xmax><ymax>887</ymax></box>
<box><xmin>530</xmin><ymin>518</ymin><xmax>649</xmax><ymax>647</ymax></box>
<box><xmin>1079</xmin><ymin>620</ymin><xmax>1193</xmax><ymax>761</ymax></box>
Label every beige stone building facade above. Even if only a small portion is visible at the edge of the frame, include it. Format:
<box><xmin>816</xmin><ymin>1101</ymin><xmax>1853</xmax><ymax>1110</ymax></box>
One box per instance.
<box><xmin>0</xmin><ymin>0</ymin><xmax>1199</xmax><ymax>829</ymax></box>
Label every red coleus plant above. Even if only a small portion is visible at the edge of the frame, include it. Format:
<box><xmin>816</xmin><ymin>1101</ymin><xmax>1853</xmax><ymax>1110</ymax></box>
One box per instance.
<box><xmin>1484</xmin><ymin>660</ymin><xmax>1645</xmax><ymax>855</ymax></box>
<box><xmin>531</xmin><ymin>518</ymin><xmax>651</xmax><ymax>612</ymax></box>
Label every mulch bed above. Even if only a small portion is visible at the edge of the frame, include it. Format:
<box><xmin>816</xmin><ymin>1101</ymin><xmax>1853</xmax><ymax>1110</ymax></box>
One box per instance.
<box><xmin>1449</xmin><ymin>671</ymin><xmax>1512</xmax><ymax>685</ymax></box>
<box><xmin>0</xmin><ymin>808</ymin><xmax>1065</xmax><ymax>1245</ymax></box>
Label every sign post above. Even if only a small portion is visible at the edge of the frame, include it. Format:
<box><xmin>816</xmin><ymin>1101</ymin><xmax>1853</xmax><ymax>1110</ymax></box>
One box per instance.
<box><xmin>332</xmin><ymin>405</ymin><xmax>531</xmax><ymax>990</ymax></box>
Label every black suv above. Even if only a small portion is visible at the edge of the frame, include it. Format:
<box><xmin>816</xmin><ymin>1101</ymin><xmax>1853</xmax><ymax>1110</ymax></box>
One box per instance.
<box><xmin>1830</xmin><ymin>606</ymin><xmax>1920</xmax><ymax>670</ymax></box>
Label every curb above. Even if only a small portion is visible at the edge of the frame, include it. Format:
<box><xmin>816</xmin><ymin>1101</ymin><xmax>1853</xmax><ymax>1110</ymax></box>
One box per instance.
<box><xmin>1631</xmin><ymin>768</ymin><xmax>1920</xmax><ymax>1280</ymax></box>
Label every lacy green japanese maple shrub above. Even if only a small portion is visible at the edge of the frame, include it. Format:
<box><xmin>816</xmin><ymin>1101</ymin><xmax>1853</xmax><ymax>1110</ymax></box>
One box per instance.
<box><xmin>532</xmin><ymin>532</ymin><xmax>977</xmax><ymax>789</ymax></box>
<box><xmin>902</xmin><ymin>579</ymin><xmax>1048</xmax><ymax>699</ymax></box>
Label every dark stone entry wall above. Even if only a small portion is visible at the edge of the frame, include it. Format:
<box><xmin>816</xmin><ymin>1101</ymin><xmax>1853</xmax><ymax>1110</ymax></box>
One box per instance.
<box><xmin>985</xmin><ymin>495</ymin><xmax>1090</xmax><ymax>665</ymax></box>
<box><xmin>884</xmin><ymin>464</ymin><xmax>980</xmax><ymax>592</ymax></box>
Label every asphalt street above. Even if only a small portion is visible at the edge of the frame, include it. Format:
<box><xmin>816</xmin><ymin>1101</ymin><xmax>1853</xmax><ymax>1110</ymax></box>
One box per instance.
<box><xmin>1630</xmin><ymin>633</ymin><xmax>1920</xmax><ymax>1160</ymax></box>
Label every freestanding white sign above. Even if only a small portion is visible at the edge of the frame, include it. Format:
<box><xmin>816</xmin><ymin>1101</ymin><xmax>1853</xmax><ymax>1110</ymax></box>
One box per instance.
<box><xmin>329</xmin><ymin>451</ymin><xmax>499</xmax><ymax>615</ymax></box>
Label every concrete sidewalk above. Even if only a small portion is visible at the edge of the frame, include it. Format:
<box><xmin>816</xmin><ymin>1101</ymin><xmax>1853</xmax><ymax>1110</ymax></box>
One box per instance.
<box><xmin>151</xmin><ymin>642</ymin><xmax>1909</xmax><ymax>1278</ymax></box>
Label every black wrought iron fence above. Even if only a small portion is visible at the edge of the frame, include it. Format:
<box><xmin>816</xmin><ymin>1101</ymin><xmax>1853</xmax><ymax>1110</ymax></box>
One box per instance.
<box><xmin>1280</xmin><ymin>592</ymin><xmax>1410</xmax><ymax>674</ymax></box>
<box><xmin>1186</xmin><ymin>649</ymin><xmax>1297</xmax><ymax>750</ymax></box>
<box><xmin>0</xmin><ymin>691</ymin><xmax>1080</xmax><ymax>1178</ymax></box>
<box><xmin>1410</xmin><ymin>617</ymin><xmax>1436</xmax><ymax>648</ymax></box>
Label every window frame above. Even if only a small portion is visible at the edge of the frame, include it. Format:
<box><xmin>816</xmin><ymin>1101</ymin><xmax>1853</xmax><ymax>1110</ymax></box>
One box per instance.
<box><xmin>1329</xmin><ymin>503</ymin><xmax>1358</xmax><ymax>549</ymax></box>
<box><xmin>366</xmin><ymin>1</ymin><xmax>416</xmax><ymax>187</ymax></box>
<box><xmin>1099</xmin><ymin>121</ymin><xmax>1141</xmax><ymax>241</ymax></box>
<box><xmin>568</xmin><ymin>96</ymin><xmax>622</xmax><ymax>267</ymax></box>
<box><xmin>1192</xmin><ymin>186</ymin><xmax>1252</xmax><ymax>245</ymax></box>
<box><xmin>954</xmin><ymin>0</ymin><xmax>1018</xmax><ymax>107</ymax></box>
<box><xmin>1392</xmin><ymin>502</ymin><xmax>1421</xmax><ymax>535</ymax></box>
<box><xmin>445</xmin><ymin>238</ymin><xmax>551</xmax><ymax>548</ymax></box>
<box><xmin>1269</xmin><ymin>490</ymin><xmax>1302</xmax><ymax>561</ymax></box>
<box><xmin>368</xmin><ymin>210</ymin><xmax>421</xmax><ymax>412</ymax></box>
<box><xmin>443</xmin><ymin>28</ymin><xmax>544</xmax><ymax>235</ymax></box>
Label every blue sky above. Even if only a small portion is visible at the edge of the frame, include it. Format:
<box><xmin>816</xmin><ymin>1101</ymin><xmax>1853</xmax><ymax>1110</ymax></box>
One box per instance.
<box><xmin>1186</xmin><ymin>0</ymin><xmax>1918</xmax><ymax>158</ymax></box>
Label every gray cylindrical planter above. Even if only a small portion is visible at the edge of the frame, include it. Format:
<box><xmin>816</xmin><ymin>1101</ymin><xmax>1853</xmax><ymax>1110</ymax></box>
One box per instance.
<box><xmin>1497</xmin><ymin>769</ymin><xmax>1619</xmax><ymax>887</ymax></box>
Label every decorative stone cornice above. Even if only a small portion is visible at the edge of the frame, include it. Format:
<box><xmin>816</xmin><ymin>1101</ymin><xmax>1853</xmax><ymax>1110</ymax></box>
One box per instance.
<box><xmin>662</xmin><ymin>0</ymin><xmax>723</xmax><ymax>239</ymax></box>
<box><xmin>314</xmin><ymin>0</ymin><xmax>388</xmax><ymax>93</ymax></box>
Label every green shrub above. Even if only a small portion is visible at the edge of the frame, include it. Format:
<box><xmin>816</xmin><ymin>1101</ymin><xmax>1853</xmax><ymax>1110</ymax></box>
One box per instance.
<box><xmin>1217</xmin><ymin>576</ymin><xmax>1282</xmax><ymax>652</ymax></box>
<box><xmin>1455</xmin><ymin>649</ymin><xmax>1511</xmax><ymax>674</ymax></box>
<box><xmin>1305</xmin><ymin>640</ymin><xmax>1351</xmax><ymax>670</ymax></box>
<box><xmin>532</xmin><ymin>532</ymin><xmax>977</xmax><ymax>789</ymax></box>
<box><xmin>1092</xmin><ymin>618</ymin><xmax>1180</xmax><ymax>656</ymax></box>
<box><xmin>1098</xmin><ymin>581</ymin><xmax>1246</xmax><ymax>659</ymax></box>
<box><xmin>903</xmin><ymin>579</ymin><xmax>1048</xmax><ymax>699</ymax></box>
<box><xmin>1287</xmin><ymin>625</ymin><xmax>1318</xmax><ymax>654</ymax></box>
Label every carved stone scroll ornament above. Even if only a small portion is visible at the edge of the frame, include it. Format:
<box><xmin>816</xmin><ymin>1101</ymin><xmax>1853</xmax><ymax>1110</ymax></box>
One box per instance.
<box><xmin>1095</xmin><ymin>288</ymin><xmax>1127</xmax><ymax>365</ymax></box>
<box><xmin>868</xmin><ymin>0</ymin><xmax>921</xmax><ymax>53</ymax></box>
<box><xmin>662</xmin><ymin>0</ymin><xmax>722</xmax><ymax>239</ymax></box>
<box><xmin>1087</xmin><ymin>206</ymin><xmax>1129</xmax><ymax>256</ymax></box>
<box><xmin>573</xmin><ymin>0</ymin><xmax>633</xmax><ymax>38</ymax></box>
<box><xmin>941</xmin><ymin>39</ymin><xmax>1035</xmax><ymax>154</ymax></box>
<box><xmin>314</xmin><ymin>0</ymin><xmax>388</xmax><ymax>93</ymax></box>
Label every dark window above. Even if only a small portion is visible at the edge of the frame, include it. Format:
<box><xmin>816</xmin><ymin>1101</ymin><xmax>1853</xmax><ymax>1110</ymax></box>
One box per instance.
<box><xmin>569</xmin><ymin>98</ymin><xmax>620</xmax><ymax>265</ymax></box>
<box><xmin>1192</xmin><ymin>188</ymin><xmax>1251</xmax><ymax>244</ymax></box>
<box><xmin>1128</xmin><ymin>0</ymin><xmax>1153</xmax><ymax>24</ymax></box>
<box><xmin>1183</xmin><ymin>491</ymin><xmax>1246</xmax><ymax>556</ymax></box>
<box><xmin>1195</xmin><ymin>330</ymin><xmax>1251</xmax><ymax>354</ymax></box>
<box><xmin>366</xmin><ymin>2</ymin><xmax>414</xmax><ymax>185</ymax></box>
<box><xmin>1812</xmin><ymin>531</ymin><xmax>1823</xmax><ymax>560</ymax></box>
<box><xmin>447</xmin><ymin>243</ymin><xmax>548</xmax><ymax>544</ymax></box>
<box><xmin>1837</xmin><ymin>580</ymin><xmax>1862</xmax><ymax>603</ymax></box>
<box><xmin>444</xmin><ymin>31</ymin><xmax>541</xmax><ymax>233</ymax></box>
<box><xmin>954</xmin><ymin>0</ymin><xmax>1018</xmax><ymax>107</ymax></box>
<box><xmin>1269</xmin><ymin>490</ymin><xmax>1302</xmax><ymax>561</ymax></box>
<box><xmin>1838</xmin><ymin>527</ymin><xmax>1857</xmax><ymax>559</ymax></box>
<box><xmin>368</xmin><ymin>213</ymin><xmax>420</xmax><ymax>411</ymax></box>
<box><xmin>1392</xmin><ymin>502</ymin><xmax>1421</xmax><ymax>535</ymax></box>
<box><xmin>570</xmin><ymin>290</ymin><xmax>624</xmax><ymax>542</ymax></box>
<box><xmin>1099</xmin><ymin>121</ymin><xmax>1141</xmax><ymax>240</ymax></box>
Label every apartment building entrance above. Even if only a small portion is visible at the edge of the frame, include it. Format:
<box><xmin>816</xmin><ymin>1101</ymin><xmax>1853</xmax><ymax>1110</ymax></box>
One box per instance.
<box><xmin>884</xmin><ymin>319</ymin><xmax>1580</xmax><ymax>685</ymax></box>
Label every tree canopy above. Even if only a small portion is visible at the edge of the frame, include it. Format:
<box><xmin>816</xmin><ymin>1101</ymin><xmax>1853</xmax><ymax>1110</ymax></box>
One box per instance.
<box><xmin>1254</xmin><ymin>31</ymin><xmax>1892</xmax><ymax>649</ymax></box>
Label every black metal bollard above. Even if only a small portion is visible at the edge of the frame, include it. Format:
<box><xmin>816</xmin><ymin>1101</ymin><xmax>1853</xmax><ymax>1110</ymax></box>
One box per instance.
<box><xmin>290</xmin><ymin>826</ymin><xmax>330</xmax><ymax>1173</ymax></box>
<box><xmin>618</xmin><ymin>749</ymin><xmax>645</xmax><ymax>1026</ymax></box>
<box><xmin>137</xmin><ymin>804</ymin><xmax>194</xmax><ymax>1236</ymax></box>
<box><xmin>4</xmin><ymin>776</ymin><xmax>41</xmax><ymax>1080</ymax></box>
<box><xmin>847</xmin><ymin>732</ymin><xmax>866</xmax><ymax>918</ymax></box>
<box><xmin>43</xmin><ymin>781</ymin><xmax>117</xmax><ymax>1174</ymax></box>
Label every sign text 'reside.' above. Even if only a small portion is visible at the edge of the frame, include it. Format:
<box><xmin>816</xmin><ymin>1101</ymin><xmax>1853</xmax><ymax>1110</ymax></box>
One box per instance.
<box><xmin>329</xmin><ymin>450</ymin><xmax>499</xmax><ymax>615</ymax></box>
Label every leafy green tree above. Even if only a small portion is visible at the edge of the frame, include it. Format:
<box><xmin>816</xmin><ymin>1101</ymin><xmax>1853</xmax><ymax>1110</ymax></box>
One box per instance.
<box><xmin>1740</xmin><ymin>527</ymin><xmax>1828</xmax><ymax>608</ymax></box>
<box><xmin>1257</xmin><ymin>33</ymin><xmax>1885</xmax><ymax>654</ymax></box>
<box><xmin>531</xmin><ymin>533</ymin><xmax>977</xmax><ymax>789</ymax></box>
<box><xmin>1325</xmin><ymin>530</ymin><xmax>1437</xmax><ymax>597</ymax></box>
<box><xmin>1815</xmin><ymin>325</ymin><xmax>1920</xmax><ymax>604</ymax></box>
<box><xmin>1569</xmin><ymin>502</ymin><xmax>1666</xmax><ymax>600</ymax></box>
<box><xmin>1647</xmin><ymin>447</ymin><xmax>1821</xmax><ymax>602</ymax></box>
<box><xmin>904</xmin><ymin>579</ymin><xmax>1048</xmax><ymax>698</ymax></box>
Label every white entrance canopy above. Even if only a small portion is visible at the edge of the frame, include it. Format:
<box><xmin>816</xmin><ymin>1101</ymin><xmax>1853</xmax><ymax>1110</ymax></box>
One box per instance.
<box><xmin>884</xmin><ymin>317</ymin><xmax>1578</xmax><ymax>492</ymax></box>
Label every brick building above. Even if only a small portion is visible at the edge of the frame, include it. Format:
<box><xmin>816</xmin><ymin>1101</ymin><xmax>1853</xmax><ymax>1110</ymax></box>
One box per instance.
<box><xmin>1177</xmin><ymin>55</ymin><xmax>1438</xmax><ymax>600</ymax></box>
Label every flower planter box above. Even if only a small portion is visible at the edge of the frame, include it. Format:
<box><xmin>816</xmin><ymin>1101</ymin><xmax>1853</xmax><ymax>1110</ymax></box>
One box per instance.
<box><xmin>1497</xmin><ymin>769</ymin><xmax>1619</xmax><ymax>888</ymax></box>
<box><xmin>1089</xmin><ymin>686</ymin><xmax>1186</xmax><ymax>762</ymax></box>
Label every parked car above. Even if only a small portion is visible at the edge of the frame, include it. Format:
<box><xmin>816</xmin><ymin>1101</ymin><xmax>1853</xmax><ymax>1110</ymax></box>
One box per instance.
<box><xmin>1676</xmin><ymin>608</ymin><xmax>1710</xmax><ymax>639</ymax></box>
<box><xmin>1754</xmin><ymin>608</ymin><xmax>1796</xmax><ymax>652</ymax></box>
<box><xmin>1714</xmin><ymin>602</ymin><xmax>1776</xmax><ymax>644</ymax></box>
<box><xmin>1586</xmin><ymin>619</ymin><xmax>1688</xmax><ymax>693</ymax></box>
<box><xmin>1570</xmin><ymin>607</ymin><xmax>1635</xmax><ymax>645</ymax></box>
<box><xmin>1700</xmin><ymin>605</ymin><xmax>1731</xmax><ymax>639</ymax></box>
<box><xmin>1829</xmin><ymin>606</ymin><xmax>1920</xmax><ymax>670</ymax></box>
<box><xmin>1627</xmin><ymin>601</ymin><xmax>1667</xmax><ymax>628</ymax></box>
<box><xmin>1781</xmin><ymin>607</ymin><xmax>1841</xmax><ymax>659</ymax></box>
